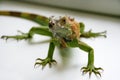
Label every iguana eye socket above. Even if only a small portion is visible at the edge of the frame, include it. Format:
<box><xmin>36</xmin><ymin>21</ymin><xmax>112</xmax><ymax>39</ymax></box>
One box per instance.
<box><xmin>49</xmin><ymin>22</ymin><xmax>54</xmax><ymax>28</ymax></box>
<box><xmin>60</xmin><ymin>18</ymin><xmax>66</xmax><ymax>25</ymax></box>
<box><xmin>62</xmin><ymin>19</ymin><xmax>66</xmax><ymax>23</ymax></box>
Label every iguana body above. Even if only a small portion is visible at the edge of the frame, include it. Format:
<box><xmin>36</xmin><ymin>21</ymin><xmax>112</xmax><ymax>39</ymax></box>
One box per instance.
<box><xmin>0</xmin><ymin>11</ymin><xmax>106</xmax><ymax>77</ymax></box>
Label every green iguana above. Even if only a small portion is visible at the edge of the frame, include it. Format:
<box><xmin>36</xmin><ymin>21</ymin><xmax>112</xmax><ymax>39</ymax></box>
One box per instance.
<box><xmin>0</xmin><ymin>11</ymin><xmax>106</xmax><ymax>77</ymax></box>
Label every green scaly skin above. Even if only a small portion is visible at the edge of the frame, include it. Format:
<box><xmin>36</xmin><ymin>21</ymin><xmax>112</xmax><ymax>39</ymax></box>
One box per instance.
<box><xmin>0</xmin><ymin>11</ymin><xmax>49</xmax><ymax>26</ymax></box>
<box><xmin>0</xmin><ymin>11</ymin><xmax>106</xmax><ymax>77</ymax></box>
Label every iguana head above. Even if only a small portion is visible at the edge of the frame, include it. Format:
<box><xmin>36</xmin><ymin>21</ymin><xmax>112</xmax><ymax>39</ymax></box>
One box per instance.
<box><xmin>49</xmin><ymin>16</ymin><xmax>80</xmax><ymax>41</ymax></box>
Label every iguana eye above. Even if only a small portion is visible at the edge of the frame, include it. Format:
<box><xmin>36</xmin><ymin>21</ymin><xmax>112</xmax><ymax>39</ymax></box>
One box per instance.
<box><xmin>59</xmin><ymin>18</ymin><xmax>66</xmax><ymax>25</ymax></box>
<box><xmin>62</xmin><ymin>19</ymin><xmax>66</xmax><ymax>23</ymax></box>
<box><xmin>62</xmin><ymin>18</ymin><xmax>66</xmax><ymax>24</ymax></box>
<box><xmin>49</xmin><ymin>22</ymin><xmax>54</xmax><ymax>28</ymax></box>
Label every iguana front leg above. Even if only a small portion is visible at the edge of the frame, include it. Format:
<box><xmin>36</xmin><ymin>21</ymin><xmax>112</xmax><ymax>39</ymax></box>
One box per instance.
<box><xmin>81</xmin><ymin>30</ymin><xmax>106</xmax><ymax>38</ymax></box>
<box><xmin>35</xmin><ymin>42</ymin><xmax>57</xmax><ymax>69</ymax></box>
<box><xmin>78</xmin><ymin>41</ymin><xmax>103</xmax><ymax>77</ymax></box>
<box><xmin>67</xmin><ymin>39</ymin><xmax>103</xmax><ymax>77</ymax></box>
<box><xmin>1</xmin><ymin>27</ymin><xmax>52</xmax><ymax>40</ymax></box>
<box><xmin>79</xmin><ymin>22</ymin><xmax>106</xmax><ymax>38</ymax></box>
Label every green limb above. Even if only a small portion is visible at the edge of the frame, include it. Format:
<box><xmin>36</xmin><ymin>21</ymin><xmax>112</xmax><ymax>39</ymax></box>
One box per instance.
<box><xmin>28</xmin><ymin>27</ymin><xmax>52</xmax><ymax>37</ymax></box>
<box><xmin>79</xmin><ymin>22</ymin><xmax>106</xmax><ymax>38</ymax></box>
<box><xmin>1</xmin><ymin>31</ymin><xmax>29</xmax><ymax>41</ymax></box>
<box><xmin>1</xmin><ymin>27</ymin><xmax>52</xmax><ymax>41</ymax></box>
<box><xmin>67</xmin><ymin>39</ymin><xmax>103</xmax><ymax>77</ymax></box>
<box><xmin>79</xmin><ymin>22</ymin><xmax>85</xmax><ymax>34</ymax></box>
<box><xmin>81</xmin><ymin>29</ymin><xmax>107</xmax><ymax>38</ymax></box>
<box><xmin>35</xmin><ymin>42</ymin><xmax>57</xmax><ymax>69</ymax></box>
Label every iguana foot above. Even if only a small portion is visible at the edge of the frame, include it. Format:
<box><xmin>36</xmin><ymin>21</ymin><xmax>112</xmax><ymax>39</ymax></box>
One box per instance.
<box><xmin>81</xmin><ymin>65</ymin><xmax>103</xmax><ymax>77</ymax></box>
<box><xmin>93</xmin><ymin>30</ymin><xmax>107</xmax><ymax>38</ymax></box>
<box><xmin>34</xmin><ymin>58</ymin><xmax>57</xmax><ymax>69</ymax></box>
<box><xmin>81</xmin><ymin>30</ymin><xmax>107</xmax><ymax>38</ymax></box>
<box><xmin>1</xmin><ymin>30</ymin><xmax>31</xmax><ymax>41</ymax></box>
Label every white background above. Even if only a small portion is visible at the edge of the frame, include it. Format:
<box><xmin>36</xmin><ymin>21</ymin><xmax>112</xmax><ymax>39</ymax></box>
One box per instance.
<box><xmin>0</xmin><ymin>1</ymin><xmax>120</xmax><ymax>80</ymax></box>
<box><xmin>22</xmin><ymin>0</ymin><xmax>120</xmax><ymax>16</ymax></box>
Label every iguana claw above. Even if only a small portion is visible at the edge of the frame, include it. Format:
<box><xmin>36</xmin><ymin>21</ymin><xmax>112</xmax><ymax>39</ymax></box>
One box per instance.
<box><xmin>81</xmin><ymin>66</ymin><xmax>103</xmax><ymax>77</ymax></box>
<box><xmin>34</xmin><ymin>58</ymin><xmax>57</xmax><ymax>69</ymax></box>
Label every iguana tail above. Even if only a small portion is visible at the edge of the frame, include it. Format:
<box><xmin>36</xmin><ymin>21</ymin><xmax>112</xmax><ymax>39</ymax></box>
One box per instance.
<box><xmin>0</xmin><ymin>11</ymin><xmax>49</xmax><ymax>26</ymax></box>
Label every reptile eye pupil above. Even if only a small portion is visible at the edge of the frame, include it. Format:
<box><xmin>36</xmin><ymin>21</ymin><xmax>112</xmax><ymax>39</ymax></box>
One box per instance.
<box><xmin>49</xmin><ymin>23</ymin><xmax>53</xmax><ymax>28</ymax></box>
<box><xmin>63</xmin><ymin>19</ymin><xmax>66</xmax><ymax>23</ymax></box>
